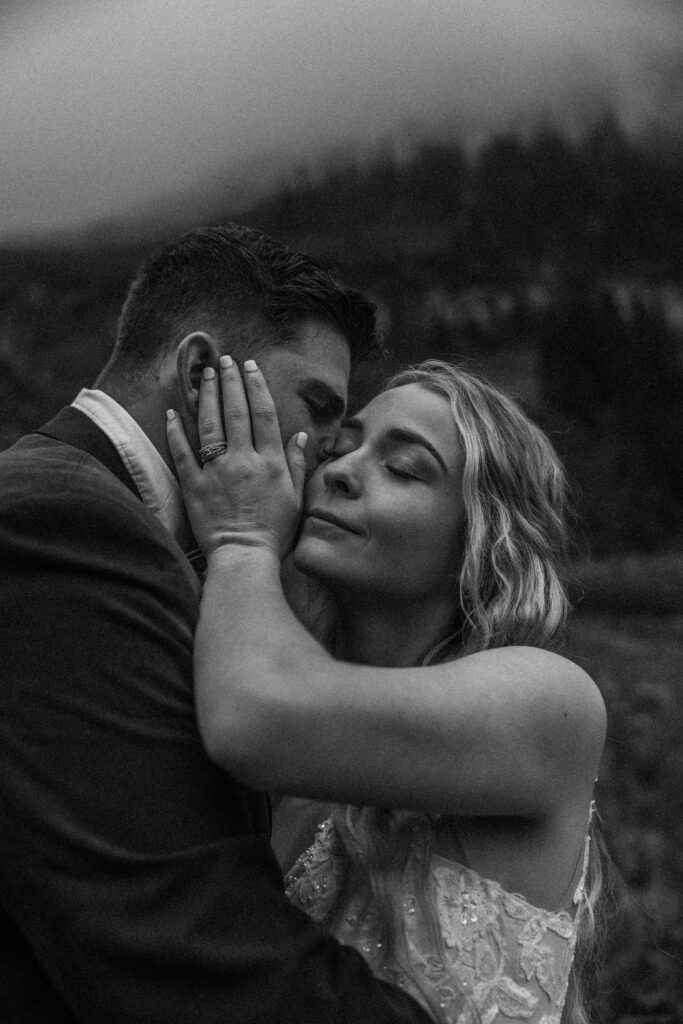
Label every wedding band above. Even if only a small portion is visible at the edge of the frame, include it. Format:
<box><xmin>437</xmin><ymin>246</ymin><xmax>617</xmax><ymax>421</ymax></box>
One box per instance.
<box><xmin>199</xmin><ymin>442</ymin><xmax>228</xmax><ymax>464</ymax></box>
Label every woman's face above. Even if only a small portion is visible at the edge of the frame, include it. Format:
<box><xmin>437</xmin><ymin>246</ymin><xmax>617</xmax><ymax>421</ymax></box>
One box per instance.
<box><xmin>294</xmin><ymin>383</ymin><xmax>466</xmax><ymax>603</ymax></box>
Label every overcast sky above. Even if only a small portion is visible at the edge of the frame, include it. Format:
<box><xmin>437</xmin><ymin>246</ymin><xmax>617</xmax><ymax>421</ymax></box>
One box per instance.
<box><xmin>2</xmin><ymin>0</ymin><xmax>681</xmax><ymax>241</ymax></box>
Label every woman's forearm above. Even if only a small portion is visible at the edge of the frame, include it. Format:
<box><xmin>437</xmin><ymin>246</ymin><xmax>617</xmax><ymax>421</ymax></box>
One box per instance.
<box><xmin>194</xmin><ymin>545</ymin><xmax>333</xmax><ymax>785</ymax></box>
<box><xmin>192</xmin><ymin>551</ymin><xmax>603</xmax><ymax>817</ymax></box>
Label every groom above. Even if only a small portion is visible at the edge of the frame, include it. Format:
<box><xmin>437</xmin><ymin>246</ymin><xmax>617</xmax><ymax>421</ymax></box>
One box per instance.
<box><xmin>0</xmin><ymin>225</ymin><xmax>430</xmax><ymax>1023</ymax></box>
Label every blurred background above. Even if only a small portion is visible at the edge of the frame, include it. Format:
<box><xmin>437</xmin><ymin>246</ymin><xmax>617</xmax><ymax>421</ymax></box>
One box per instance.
<box><xmin>1</xmin><ymin>1</ymin><xmax>681</xmax><ymax>1020</ymax></box>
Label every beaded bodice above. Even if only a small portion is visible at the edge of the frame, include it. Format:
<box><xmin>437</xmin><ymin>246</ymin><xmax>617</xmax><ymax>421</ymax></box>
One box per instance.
<box><xmin>285</xmin><ymin>815</ymin><xmax>590</xmax><ymax>1024</ymax></box>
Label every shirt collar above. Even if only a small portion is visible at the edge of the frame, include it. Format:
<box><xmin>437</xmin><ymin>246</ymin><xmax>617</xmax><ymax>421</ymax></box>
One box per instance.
<box><xmin>71</xmin><ymin>388</ymin><xmax>195</xmax><ymax>553</ymax></box>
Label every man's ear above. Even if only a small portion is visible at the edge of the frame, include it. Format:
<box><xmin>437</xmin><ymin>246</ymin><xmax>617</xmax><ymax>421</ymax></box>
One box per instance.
<box><xmin>176</xmin><ymin>332</ymin><xmax>221</xmax><ymax>418</ymax></box>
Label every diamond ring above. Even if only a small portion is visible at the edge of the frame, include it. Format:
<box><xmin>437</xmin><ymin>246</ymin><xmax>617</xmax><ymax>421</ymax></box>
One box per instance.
<box><xmin>198</xmin><ymin>442</ymin><xmax>228</xmax><ymax>464</ymax></box>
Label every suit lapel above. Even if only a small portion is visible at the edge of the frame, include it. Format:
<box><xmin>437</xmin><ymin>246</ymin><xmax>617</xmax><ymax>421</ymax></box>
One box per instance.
<box><xmin>36</xmin><ymin>405</ymin><xmax>142</xmax><ymax>500</ymax></box>
<box><xmin>35</xmin><ymin>406</ymin><xmax>269</xmax><ymax>830</ymax></box>
<box><xmin>36</xmin><ymin>406</ymin><xmax>209</xmax><ymax>575</ymax></box>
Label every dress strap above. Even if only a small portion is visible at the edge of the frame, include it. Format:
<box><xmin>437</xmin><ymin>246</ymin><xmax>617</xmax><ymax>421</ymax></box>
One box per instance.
<box><xmin>556</xmin><ymin>800</ymin><xmax>594</xmax><ymax>910</ymax></box>
<box><xmin>572</xmin><ymin>799</ymin><xmax>596</xmax><ymax>906</ymax></box>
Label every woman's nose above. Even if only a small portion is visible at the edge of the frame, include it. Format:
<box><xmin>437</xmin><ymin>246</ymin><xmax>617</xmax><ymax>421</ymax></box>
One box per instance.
<box><xmin>322</xmin><ymin>456</ymin><xmax>361</xmax><ymax>498</ymax></box>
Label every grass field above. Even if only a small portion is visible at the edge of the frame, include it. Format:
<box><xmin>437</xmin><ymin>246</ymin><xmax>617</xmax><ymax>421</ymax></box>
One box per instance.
<box><xmin>566</xmin><ymin>556</ymin><xmax>682</xmax><ymax>1023</ymax></box>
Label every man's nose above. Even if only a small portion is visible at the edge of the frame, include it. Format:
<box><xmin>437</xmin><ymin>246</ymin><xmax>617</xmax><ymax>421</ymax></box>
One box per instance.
<box><xmin>314</xmin><ymin>423</ymin><xmax>341</xmax><ymax>465</ymax></box>
<box><xmin>300</xmin><ymin>432</ymin><xmax>331</xmax><ymax>480</ymax></box>
<box><xmin>315</xmin><ymin>440</ymin><xmax>333</xmax><ymax>466</ymax></box>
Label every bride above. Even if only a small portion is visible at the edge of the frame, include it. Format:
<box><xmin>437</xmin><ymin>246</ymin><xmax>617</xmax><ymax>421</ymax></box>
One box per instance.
<box><xmin>166</xmin><ymin>356</ymin><xmax>607</xmax><ymax>1024</ymax></box>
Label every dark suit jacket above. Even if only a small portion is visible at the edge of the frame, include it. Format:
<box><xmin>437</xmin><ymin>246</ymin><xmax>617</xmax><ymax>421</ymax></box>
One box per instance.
<box><xmin>0</xmin><ymin>407</ymin><xmax>430</xmax><ymax>1024</ymax></box>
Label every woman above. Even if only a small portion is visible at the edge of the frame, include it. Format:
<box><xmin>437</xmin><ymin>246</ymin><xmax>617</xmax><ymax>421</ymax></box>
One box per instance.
<box><xmin>166</xmin><ymin>357</ymin><xmax>607</xmax><ymax>1024</ymax></box>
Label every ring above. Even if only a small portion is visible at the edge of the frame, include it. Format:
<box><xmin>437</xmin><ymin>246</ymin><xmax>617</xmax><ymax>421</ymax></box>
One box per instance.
<box><xmin>199</xmin><ymin>442</ymin><xmax>228</xmax><ymax>464</ymax></box>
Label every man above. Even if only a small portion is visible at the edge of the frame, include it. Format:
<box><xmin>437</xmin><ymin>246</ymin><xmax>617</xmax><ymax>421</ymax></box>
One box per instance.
<box><xmin>0</xmin><ymin>225</ymin><xmax>431</xmax><ymax>1023</ymax></box>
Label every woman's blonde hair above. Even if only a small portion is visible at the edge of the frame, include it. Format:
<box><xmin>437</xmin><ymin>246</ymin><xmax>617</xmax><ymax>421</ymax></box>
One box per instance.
<box><xmin>326</xmin><ymin>361</ymin><xmax>601</xmax><ymax>1023</ymax></box>
<box><xmin>386</xmin><ymin>359</ymin><xmax>572</xmax><ymax>656</ymax></box>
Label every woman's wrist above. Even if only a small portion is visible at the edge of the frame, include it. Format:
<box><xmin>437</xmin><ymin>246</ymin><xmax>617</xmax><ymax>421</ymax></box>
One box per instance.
<box><xmin>205</xmin><ymin>538</ymin><xmax>282</xmax><ymax>574</ymax></box>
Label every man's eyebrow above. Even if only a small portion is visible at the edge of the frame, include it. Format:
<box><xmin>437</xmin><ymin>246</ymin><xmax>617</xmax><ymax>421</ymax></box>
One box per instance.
<box><xmin>385</xmin><ymin>427</ymin><xmax>448</xmax><ymax>472</ymax></box>
<box><xmin>300</xmin><ymin>379</ymin><xmax>346</xmax><ymax>418</ymax></box>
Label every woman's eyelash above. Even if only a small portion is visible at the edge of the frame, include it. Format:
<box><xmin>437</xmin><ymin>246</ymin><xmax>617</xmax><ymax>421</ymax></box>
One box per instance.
<box><xmin>324</xmin><ymin>449</ymin><xmax>422</xmax><ymax>477</ymax></box>
<box><xmin>387</xmin><ymin>464</ymin><xmax>420</xmax><ymax>480</ymax></box>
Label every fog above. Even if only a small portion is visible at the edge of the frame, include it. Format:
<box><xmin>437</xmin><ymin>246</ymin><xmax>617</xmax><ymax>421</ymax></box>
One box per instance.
<box><xmin>1</xmin><ymin>0</ymin><xmax>681</xmax><ymax>240</ymax></box>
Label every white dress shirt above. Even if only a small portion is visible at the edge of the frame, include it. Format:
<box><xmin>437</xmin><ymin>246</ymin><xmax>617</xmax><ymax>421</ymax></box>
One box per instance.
<box><xmin>72</xmin><ymin>388</ymin><xmax>194</xmax><ymax>553</ymax></box>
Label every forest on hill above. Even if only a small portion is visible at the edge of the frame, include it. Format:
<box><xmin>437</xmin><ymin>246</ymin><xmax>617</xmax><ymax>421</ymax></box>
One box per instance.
<box><xmin>251</xmin><ymin>115</ymin><xmax>683</xmax><ymax>280</ymax></box>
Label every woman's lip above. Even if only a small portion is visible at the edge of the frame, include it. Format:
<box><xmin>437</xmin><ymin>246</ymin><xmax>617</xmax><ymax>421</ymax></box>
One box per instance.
<box><xmin>306</xmin><ymin>510</ymin><xmax>363</xmax><ymax>535</ymax></box>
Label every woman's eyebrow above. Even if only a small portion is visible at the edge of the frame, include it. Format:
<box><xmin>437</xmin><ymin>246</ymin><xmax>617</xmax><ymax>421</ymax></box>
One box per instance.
<box><xmin>385</xmin><ymin>427</ymin><xmax>448</xmax><ymax>472</ymax></box>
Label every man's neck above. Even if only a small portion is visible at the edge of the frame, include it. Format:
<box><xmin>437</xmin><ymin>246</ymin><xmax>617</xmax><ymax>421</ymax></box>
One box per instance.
<box><xmin>98</xmin><ymin>380</ymin><xmax>175</xmax><ymax>475</ymax></box>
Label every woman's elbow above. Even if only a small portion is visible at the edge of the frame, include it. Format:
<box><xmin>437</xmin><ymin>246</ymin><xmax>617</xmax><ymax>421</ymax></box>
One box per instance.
<box><xmin>197</xmin><ymin>706</ymin><xmax>274</xmax><ymax>788</ymax></box>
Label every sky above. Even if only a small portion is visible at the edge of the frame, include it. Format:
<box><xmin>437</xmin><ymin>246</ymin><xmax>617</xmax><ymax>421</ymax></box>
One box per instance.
<box><xmin>1</xmin><ymin>0</ymin><xmax>682</xmax><ymax>241</ymax></box>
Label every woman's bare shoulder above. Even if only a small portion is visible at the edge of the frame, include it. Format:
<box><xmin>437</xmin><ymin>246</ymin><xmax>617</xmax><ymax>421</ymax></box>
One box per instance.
<box><xmin>451</xmin><ymin>644</ymin><xmax>602</xmax><ymax>702</ymax></box>
<box><xmin>441</xmin><ymin>645</ymin><xmax>606</xmax><ymax>766</ymax></box>
<box><xmin>511</xmin><ymin>645</ymin><xmax>605</xmax><ymax>723</ymax></box>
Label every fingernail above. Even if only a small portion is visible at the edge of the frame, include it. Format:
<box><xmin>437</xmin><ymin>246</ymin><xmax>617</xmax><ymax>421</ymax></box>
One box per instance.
<box><xmin>244</xmin><ymin>359</ymin><xmax>258</xmax><ymax>372</ymax></box>
<box><xmin>202</xmin><ymin>366</ymin><xmax>215</xmax><ymax>380</ymax></box>
<box><xmin>166</xmin><ymin>409</ymin><xmax>175</xmax><ymax>421</ymax></box>
<box><xmin>220</xmin><ymin>354</ymin><xmax>233</xmax><ymax>368</ymax></box>
<box><xmin>296</xmin><ymin>431</ymin><xmax>308</xmax><ymax>450</ymax></box>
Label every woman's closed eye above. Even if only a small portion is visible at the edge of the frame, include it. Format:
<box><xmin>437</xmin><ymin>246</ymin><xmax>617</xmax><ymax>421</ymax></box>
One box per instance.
<box><xmin>385</xmin><ymin>459</ymin><xmax>425</xmax><ymax>481</ymax></box>
<box><xmin>322</xmin><ymin>443</ymin><xmax>429</xmax><ymax>479</ymax></box>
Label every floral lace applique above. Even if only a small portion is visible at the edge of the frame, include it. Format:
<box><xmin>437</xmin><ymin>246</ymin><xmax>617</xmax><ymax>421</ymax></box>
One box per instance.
<box><xmin>285</xmin><ymin>818</ymin><xmax>344</xmax><ymax>923</ymax></box>
<box><xmin>286</xmin><ymin>816</ymin><xmax>589</xmax><ymax>1024</ymax></box>
<box><xmin>433</xmin><ymin>866</ymin><xmax>539</xmax><ymax>1024</ymax></box>
<box><xmin>502</xmin><ymin>893</ymin><xmax>574</xmax><ymax>999</ymax></box>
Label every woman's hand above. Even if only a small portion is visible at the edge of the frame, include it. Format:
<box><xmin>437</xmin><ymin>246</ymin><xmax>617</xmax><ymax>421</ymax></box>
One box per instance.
<box><xmin>166</xmin><ymin>356</ymin><xmax>308</xmax><ymax>558</ymax></box>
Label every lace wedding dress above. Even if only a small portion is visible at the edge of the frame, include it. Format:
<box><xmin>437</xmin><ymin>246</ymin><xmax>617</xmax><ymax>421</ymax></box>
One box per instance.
<box><xmin>286</xmin><ymin>812</ymin><xmax>591</xmax><ymax>1024</ymax></box>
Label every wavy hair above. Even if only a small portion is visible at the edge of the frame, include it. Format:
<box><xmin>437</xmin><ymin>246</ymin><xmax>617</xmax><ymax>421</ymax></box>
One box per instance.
<box><xmin>325</xmin><ymin>361</ymin><xmax>603</xmax><ymax>1024</ymax></box>
<box><xmin>388</xmin><ymin>359</ymin><xmax>572</xmax><ymax>656</ymax></box>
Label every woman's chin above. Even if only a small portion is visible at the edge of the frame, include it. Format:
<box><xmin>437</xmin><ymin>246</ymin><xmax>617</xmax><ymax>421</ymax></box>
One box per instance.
<box><xmin>293</xmin><ymin>537</ymin><xmax>348</xmax><ymax>588</ymax></box>
<box><xmin>292</xmin><ymin>537</ymin><xmax>326</xmax><ymax>578</ymax></box>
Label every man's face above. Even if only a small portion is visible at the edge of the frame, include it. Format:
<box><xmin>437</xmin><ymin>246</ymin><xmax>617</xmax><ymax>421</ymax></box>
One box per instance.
<box><xmin>257</xmin><ymin>319</ymin><xmax>351</xmax><ymax>474</ymax></box>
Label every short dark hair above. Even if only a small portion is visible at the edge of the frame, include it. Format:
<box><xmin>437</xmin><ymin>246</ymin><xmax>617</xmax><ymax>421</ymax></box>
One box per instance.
<box><xmin>105</xmin><ymin>223</ymin><xmax>378</xmax><ymax>377</ymax></box>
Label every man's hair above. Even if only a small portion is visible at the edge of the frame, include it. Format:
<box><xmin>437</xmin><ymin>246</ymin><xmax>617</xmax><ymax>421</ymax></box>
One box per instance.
<box><xmin>101</xmin><ymin>223</ymin><xmax>378</xmax><ymax>381</ymax></box>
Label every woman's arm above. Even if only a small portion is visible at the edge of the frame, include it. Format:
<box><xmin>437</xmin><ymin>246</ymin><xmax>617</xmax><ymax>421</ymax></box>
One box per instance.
<box><xmin>197</xmin><ymin>543</ymin><xmax>604</xmax><ymax>818</ymax></box>
<box><xmin>168</xmin><ymin>358</ymin><xmax>605</xmax><ymax>820</ymax></box>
